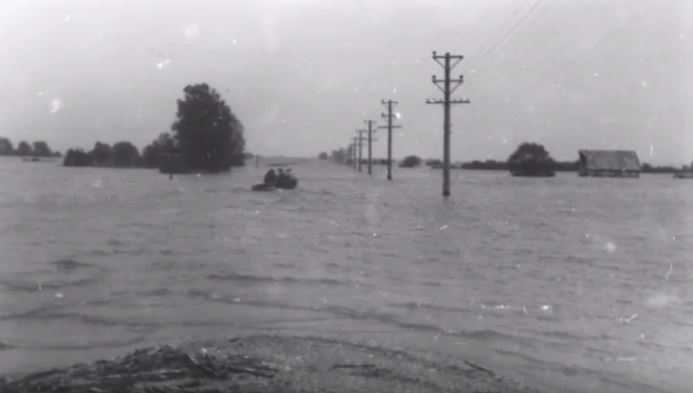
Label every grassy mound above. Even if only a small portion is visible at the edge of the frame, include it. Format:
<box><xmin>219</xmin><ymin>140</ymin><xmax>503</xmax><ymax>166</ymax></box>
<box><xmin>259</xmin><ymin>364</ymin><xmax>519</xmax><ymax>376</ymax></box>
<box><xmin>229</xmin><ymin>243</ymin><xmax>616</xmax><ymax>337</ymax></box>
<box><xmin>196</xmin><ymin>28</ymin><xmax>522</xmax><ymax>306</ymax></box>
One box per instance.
<box><xmin>0</xmin><ymin>335</ymin><xmax>546</xmax><ymax>393</ymax></box>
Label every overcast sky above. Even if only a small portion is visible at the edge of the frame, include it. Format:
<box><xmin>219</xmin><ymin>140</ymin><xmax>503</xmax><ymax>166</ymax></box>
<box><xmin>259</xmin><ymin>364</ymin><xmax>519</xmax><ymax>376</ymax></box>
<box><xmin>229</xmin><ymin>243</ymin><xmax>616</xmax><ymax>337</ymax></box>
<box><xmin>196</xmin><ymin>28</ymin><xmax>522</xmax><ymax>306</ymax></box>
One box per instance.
<box><xmin>0</xmin><ymin>0</ymin><xmax>691</xmax><ymax>163</ymax></box>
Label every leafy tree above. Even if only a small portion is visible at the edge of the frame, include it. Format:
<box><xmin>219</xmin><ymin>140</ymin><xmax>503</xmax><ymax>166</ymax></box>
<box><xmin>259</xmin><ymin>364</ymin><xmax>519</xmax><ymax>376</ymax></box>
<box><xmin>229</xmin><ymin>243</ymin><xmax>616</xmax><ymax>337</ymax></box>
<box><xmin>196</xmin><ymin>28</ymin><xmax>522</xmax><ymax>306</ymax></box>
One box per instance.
<box><xmin>330</xmin><ymin>148</ymin><xmax>346</xmax><ymax>163</ymax></box>
<box><xmin>0</xmin><ymin>137</ymin><xmax>14</xmax><ymax>155</ymax></box>
<box><xmin>399</xmin><ymin>155</ymin><xmax>422</xmax><ymax>168</ymax></box>
<box><xmin>318</xmin><ymin>152</ymin><xmax>328</xmax><ymax>160</ymax></box>
<box><xmin>63</xmin><ymin>149</ymin><xmax>92</xmax><ymax>166</ymax></box>
<box><xmin>111</xmin><ymin>141</ymin><xmax>140</xmax><ymax>167</ymax></box>
<box><xmin>32</xmin><ymin>141</ymin><xmax>52</xmax><ymax>157</ymax></box>
<box><xmin>507</xmin><ymin>142</ymin><xmax>555</xmax><ymax>176</ymax></box>
<box><xmin>91</xmin><ymin>142</ymin><xmax>113</xmax><ymax>165</ymax></box>
<box><xmin>16</xmin><ymin>141</ymin><xmax>32</xmax><ymax>156</ymax></box>
<box><xmin>140</xmin><ymin>132</ymin><xmax>177</xmax><ymax>168</ymax></box>
<box><xmin>171</xmin><ymin>83</ymin><xmax>245</xmax><ymax>172</ymax></box>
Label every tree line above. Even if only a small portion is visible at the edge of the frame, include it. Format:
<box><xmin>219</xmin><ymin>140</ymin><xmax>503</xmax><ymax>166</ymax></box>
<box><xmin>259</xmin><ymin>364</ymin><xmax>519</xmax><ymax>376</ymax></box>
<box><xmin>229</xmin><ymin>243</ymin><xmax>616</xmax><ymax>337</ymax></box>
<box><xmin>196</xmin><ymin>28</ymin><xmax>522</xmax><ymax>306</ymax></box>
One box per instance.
<box><xmin>0</xmin><ymin>138</ymin><xmax>61</xmax><ymax>157</ymax></box>
<box><xmin>386</xmin><ymin>143</ymin><xmax>693</xmax><ymax>175</ymax></box>
<box><xmin>63</xmin><ymin>83</ymin><xmax>247</xmax><ymax>173</ymax></box>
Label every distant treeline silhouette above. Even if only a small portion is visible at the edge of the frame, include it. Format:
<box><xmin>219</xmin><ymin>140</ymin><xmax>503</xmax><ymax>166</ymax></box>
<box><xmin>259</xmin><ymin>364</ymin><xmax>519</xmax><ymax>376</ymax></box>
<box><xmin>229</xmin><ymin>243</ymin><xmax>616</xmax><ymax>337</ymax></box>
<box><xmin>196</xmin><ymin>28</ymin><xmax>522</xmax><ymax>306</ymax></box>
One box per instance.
<box><xmin>63</xmin><ymin>83</ymin><xmax>247</xmax><ymax>173</ymax></box>
<box><xmin>0</xmin><ymin>137</ymin><xmax>60</xmax><ymax>157</ymax></box>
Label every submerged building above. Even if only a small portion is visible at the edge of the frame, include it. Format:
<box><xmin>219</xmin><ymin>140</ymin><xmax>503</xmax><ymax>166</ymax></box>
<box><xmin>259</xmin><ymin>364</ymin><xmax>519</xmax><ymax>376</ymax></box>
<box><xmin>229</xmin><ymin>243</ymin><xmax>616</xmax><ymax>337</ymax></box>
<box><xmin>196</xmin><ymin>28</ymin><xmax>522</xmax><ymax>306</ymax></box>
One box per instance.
<box><xmin>578</xmin><ymin>150</ymin><xmax>640</xmax><ymax>178</ymax></box>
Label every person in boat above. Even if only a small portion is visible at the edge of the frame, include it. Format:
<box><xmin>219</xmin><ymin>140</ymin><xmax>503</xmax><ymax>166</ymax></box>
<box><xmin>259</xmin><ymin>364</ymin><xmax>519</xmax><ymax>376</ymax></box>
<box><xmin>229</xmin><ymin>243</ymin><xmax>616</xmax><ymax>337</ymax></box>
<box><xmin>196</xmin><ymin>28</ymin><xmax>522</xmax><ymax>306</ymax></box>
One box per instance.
<box><xmin>264</xmin><ymin>169</ymin><xmax>277</xmax><ymax>186</ymax></box>
<box><xmin>276</xmin><ymin>168</ymin><xmax>287</xmax><ymax>188</ymax></box>
<box><xmin>279</xmin><ymin>168</ymin><xmax>297</xmax><ymax>189</ymax></box>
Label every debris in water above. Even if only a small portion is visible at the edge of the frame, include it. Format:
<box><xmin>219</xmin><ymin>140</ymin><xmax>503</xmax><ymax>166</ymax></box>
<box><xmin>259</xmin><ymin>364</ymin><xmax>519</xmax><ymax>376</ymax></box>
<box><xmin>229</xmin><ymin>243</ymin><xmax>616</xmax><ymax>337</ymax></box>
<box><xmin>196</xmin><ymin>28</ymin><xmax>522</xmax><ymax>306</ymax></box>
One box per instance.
<box><xmin>439</xmin><ymin>225</ymin><xmax>448</xmax><ymax>230</ymax></box>
<box><xmin>605</xmin><ymin>241</ymin><xmax>617</xmax><ymax>253</ymax></box>
<box><xmin>55</xmin><ymin>293</ymin><xmax>63</xmax><ymax>298</ymax></box>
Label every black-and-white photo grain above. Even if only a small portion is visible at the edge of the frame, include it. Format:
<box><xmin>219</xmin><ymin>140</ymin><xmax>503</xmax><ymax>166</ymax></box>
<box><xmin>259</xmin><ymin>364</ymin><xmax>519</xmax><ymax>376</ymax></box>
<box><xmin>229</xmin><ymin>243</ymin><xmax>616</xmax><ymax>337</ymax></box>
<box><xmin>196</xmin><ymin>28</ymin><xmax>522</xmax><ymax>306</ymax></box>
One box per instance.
<box><xmin>0</xmin><ymin>1</ymin><xmax>691</xmax><ymax>392</ymax></box>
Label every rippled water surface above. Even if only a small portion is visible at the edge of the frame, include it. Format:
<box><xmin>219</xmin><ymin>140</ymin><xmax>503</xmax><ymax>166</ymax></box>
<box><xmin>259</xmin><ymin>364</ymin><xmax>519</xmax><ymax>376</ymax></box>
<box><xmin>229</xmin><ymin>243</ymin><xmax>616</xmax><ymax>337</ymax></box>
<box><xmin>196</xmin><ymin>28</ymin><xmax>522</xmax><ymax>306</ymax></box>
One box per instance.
<box><xmin>0</xmin><ymin>157</ymin><xmax>692</xmax><ymax>392</ymax></box>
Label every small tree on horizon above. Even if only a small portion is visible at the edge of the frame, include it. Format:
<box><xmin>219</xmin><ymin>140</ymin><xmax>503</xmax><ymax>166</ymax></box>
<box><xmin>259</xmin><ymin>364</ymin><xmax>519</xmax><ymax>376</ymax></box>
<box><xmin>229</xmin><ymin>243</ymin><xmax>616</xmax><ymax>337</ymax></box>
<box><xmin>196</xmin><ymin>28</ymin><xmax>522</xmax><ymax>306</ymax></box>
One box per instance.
<box><xmin>171</xmin><ymin>83</ymin><xmax>245</xmax><ymax>172</ymax></box>
<box><xmin>400</xmin><ymin>155</ymin><xmax>422</xmax><ymax>168</ymax></box>
<box><xmin>32</xmin><ymin>141</ymin><xmax>52</xmax><ymax>157</ymax></box>
<box><xmin>141</xmin><ymin>132</ymin><xmax>177</xmax><ymax>168</ymax></box>
<box><xmin>91</xmin><ymin>142</ymin><xmax>113</xmax><ymax>165</ymax></box>
<box><xmin>507</xmin><ymin>142</ymin><xmax>555</xmax><ymax>176</ymax></box>
<box><xmin>112</xmin><ymin>141</ymin><xmax>140</xmax><ymax>167</ymax></box>
<box><xmin>0</xmin><ymin>137</ymin><xmax>13</xmax><ymax>155</ymax></box>
<box><xmin>16</xmin><ymin>141</ymin><xmax>33</xmax><ymax>156</ymax></box>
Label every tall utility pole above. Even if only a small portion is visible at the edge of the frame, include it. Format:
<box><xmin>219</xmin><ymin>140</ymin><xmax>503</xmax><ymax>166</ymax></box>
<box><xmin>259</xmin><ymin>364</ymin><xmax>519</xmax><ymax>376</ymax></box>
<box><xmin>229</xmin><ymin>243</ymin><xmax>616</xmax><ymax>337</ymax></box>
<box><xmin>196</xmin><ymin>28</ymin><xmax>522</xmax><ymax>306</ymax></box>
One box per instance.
<box><xmin>346</xmin><ymin>143</ymin><xmax>353</xmax><ymax>167</ymax></box>
<box><xmin>350</xmin><ymin>138</ymin><xmax>358</xmax><ymax>170</ymax></box>
<box><xmin>365</xmin><ymin>120</ymin><xmax>377</xmax><ymax>175</ymax></box>
<box><xmin>355</xmin><ymin>129</ymin><xmax>366</xmax><ymax>172</ymax></box>
<box><xmin>426</xmin><ymin>51</ymin><xmax>470</xmax><ymax>197</ymax></box>
<box><xmin>379</xmin><ymin>99</ymin><xmax>401</xmax><ymax>180</ymax></box>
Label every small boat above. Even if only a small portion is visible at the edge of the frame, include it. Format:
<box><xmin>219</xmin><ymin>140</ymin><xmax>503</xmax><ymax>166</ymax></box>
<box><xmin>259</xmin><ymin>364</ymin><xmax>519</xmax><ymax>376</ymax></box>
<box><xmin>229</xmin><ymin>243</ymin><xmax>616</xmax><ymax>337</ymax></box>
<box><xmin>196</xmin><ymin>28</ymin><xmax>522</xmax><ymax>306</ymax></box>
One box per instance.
<box><xmin>251</xmin><ymin>183</ymin><xmax>276</xmax><ymax>191</ymax></box>
<box><xmin>276</xmin><ymin>176</ymin><xmax>298</xmax><ymax>189</ymax></box>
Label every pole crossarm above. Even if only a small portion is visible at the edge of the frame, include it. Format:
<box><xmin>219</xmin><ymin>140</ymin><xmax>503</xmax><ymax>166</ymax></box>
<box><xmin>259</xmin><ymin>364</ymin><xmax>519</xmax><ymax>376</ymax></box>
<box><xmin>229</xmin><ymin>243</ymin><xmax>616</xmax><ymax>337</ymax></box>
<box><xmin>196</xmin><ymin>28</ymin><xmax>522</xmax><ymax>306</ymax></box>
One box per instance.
<box><xmin>426</xmin><ymin>98</ymin><xmax>470</xmax><ymax>104</ymax></box>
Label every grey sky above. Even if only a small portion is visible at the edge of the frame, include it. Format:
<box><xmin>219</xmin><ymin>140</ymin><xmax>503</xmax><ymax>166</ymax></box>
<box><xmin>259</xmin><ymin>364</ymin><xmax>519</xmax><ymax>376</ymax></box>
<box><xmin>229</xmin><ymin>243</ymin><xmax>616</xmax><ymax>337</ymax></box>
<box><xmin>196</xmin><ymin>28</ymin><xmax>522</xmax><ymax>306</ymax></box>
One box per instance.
<box><xmin>0</xmin><ymin>0</ymin><xmax>691</xmax><ymax>164</ymax></box>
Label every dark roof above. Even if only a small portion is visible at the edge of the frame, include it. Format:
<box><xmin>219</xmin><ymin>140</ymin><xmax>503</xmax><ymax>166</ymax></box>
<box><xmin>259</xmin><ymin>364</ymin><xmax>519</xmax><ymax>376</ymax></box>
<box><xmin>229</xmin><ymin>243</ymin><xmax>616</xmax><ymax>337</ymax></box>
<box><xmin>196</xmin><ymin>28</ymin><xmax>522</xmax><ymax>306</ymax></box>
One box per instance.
<box><xmin>578</xmin><ymin>150</ymin><xmax>640</xmax><ymax>171</ymax></box>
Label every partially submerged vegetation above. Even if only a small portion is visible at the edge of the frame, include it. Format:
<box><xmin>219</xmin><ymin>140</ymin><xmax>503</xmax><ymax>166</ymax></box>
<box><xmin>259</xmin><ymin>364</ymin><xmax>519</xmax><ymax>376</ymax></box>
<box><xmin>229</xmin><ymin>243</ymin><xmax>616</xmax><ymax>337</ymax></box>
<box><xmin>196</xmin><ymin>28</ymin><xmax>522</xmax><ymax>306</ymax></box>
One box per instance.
<box><xmin>0</xmin><ymin>137</ymin><xmax>60</xmax><ymax>158</ymax></box>
<box><xmin>62</xmin><ymin>83</ymin><xmax>246</xmax><ymax>173</ymax></box>
<box><xmin>507</xmin><ymin>143</ymin><xmax>556</xmax><ymax>177</ymax></box>
<box><xmin>399</xmin><ymin>155</ymin><xmax>422</xmax><ymax>168</ymax></box>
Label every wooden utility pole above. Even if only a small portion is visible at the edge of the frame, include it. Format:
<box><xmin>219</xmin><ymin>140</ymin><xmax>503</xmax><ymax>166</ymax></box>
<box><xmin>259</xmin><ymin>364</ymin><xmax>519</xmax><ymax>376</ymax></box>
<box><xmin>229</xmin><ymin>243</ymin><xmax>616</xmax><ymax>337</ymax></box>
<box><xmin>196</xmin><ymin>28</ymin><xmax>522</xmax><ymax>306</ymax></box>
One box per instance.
<box><xmin>379</xmin><ymin>99</ymin><xmax>401</xmax><ymax>180</ymax></box>
<box><xmin>346</xmin><ymin>143</ymin><xmax>353</xmax><ymax>167</ymax></box>
<box><xmin>365</xmin><ymin>120</ymin><xmax>377</xmax><ymax>175</ymax></box>
<box><xmin>426</xmin><ymin>51</ymin><xmax>470</xmax><ymax>197</ymax></box>
<box><xmin>350</xmin><ymin>138</ymin><xmax>358</xmax><ymax>169</ymax></box>
<box><xmin>355</xmin><ymin>129</ymin><xmax>366</xmax><ymax>172</ymax></box>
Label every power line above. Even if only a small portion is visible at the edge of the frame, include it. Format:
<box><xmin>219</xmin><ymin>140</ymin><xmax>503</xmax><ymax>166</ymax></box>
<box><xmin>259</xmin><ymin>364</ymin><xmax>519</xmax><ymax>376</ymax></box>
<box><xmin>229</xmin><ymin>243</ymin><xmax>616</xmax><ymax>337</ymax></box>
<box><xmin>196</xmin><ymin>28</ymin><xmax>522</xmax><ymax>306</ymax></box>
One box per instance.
<box><xmin>469</xmin><ymin>0</ymin><xmax>549</xmax><ymax>71</ymax></box>
<box><xmin>467</xmin><ymin>0</ymin><xmax>534</xmax><ymax>70</ymax></box>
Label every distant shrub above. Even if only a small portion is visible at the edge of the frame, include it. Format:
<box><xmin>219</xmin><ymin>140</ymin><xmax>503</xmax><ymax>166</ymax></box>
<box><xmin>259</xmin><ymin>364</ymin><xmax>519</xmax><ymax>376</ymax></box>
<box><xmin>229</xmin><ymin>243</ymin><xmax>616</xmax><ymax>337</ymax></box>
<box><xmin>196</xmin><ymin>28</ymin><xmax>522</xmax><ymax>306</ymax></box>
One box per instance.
<box><xmin>63</xmin><ymin>149</ymin><xmax>93</xmax><ymax>167</ymax></box>
<box><xmin>399</xmin><ymin>155</ymin><xmax>422</xmax><ymax>168</ymax></box>
<box><xmin>112</xmin><ymin>141</ymin><xmax>140</xmax><ymax>167</ymax></box>
<box><xmin>507</xmin><ymin>142</ymin><xmax>555</xmax><ymax>177</ymax></box>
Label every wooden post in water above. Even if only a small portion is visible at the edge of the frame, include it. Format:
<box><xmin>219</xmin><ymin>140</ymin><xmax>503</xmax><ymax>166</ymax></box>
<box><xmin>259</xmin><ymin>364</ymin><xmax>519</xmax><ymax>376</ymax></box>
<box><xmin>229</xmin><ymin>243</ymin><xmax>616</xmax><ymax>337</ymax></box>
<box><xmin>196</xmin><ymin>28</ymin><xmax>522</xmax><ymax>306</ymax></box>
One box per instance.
<box><xmin>379</xmin><ymin>99</ymin><xmax>401</xmax><ymax>180</ymax></box>
<box><xmin>426</xmin><ymin>51</ymin><xmax>470</xmax><ymax>197</ymax></box>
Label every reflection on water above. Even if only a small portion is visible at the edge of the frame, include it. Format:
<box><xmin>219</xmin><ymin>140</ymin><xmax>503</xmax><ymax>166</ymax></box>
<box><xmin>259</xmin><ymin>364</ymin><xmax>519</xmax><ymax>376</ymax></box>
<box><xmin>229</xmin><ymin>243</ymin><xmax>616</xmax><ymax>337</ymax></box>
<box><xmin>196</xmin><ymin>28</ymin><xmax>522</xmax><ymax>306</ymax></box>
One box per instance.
<box><xmin>0</xmin><ymin>157</ymin><xmax>691</xmax><ymax>393</ymax></box>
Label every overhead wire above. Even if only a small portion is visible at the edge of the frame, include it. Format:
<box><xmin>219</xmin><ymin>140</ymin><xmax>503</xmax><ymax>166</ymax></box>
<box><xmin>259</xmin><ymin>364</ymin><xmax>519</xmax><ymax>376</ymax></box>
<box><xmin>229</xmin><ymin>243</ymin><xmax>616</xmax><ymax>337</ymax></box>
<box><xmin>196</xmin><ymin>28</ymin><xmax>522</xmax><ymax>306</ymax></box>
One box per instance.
<box><xmin>465</xmin><ymin>0</ymin><xmax>534</xmax><ymax>71</ymax></box>
<box><xmin>468</xmin><ymin>0</ymin><xmax>549</xmax><ymax>72</ymax></box>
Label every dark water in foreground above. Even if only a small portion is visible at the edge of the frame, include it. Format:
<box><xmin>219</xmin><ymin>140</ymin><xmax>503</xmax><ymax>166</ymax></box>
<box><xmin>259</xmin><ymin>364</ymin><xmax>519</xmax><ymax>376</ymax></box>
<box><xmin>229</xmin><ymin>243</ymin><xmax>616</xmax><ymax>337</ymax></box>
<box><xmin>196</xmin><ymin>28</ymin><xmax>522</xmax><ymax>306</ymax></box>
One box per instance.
<box><xmin>0</xmin><ymin>157</ymin><xmax>691</xmax><ymax>392</ymax></box>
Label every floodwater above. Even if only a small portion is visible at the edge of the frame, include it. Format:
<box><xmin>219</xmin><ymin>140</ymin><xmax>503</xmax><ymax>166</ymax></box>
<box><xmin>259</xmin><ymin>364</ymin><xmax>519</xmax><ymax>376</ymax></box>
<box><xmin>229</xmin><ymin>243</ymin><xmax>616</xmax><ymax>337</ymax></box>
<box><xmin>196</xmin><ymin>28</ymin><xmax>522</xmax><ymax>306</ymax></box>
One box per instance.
<box><xmin>0</xmin><ymin>157</ymin><xmax>691</xmax><ymax>393</ymax></box>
